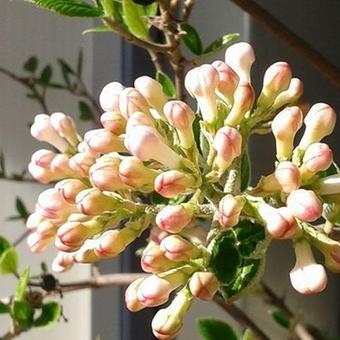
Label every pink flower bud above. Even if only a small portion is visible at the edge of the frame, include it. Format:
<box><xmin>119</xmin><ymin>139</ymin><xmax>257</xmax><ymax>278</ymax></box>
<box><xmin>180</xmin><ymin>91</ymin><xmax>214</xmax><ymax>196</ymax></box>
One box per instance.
<box><xmin>213</xmin><ymin>127</ymin><xmax>242</xmax><ymax>171</ymax></box>
<box><xmin>69</xmin><ymin>152</ymin><xmax>96</xmax><ymax>177</ymax></box>
<box><xmin>224</xmin><ymin>42</ymin><xmax>255</xmax><ymax>82</ymax></box>
<box><xmin>163</xmin><ymin>100</ymin><xmax>195</xmax><ymax>149</ymax></box>
<box><xmin>27</xmin><ymin>230</ymin><xmax>55</xmax><ymax>253</ymax></box>
<box><xmin>301</xmin><ymin>143</ymin><xmax>333</xmax><ymax>179</ymax></box>
<box><xmin>287</xmin><ymin>189</ymin><xmax>322</xmax><ymax>222</ymax></box>
<box><xmin>125</xmin><ymin>126</ymin><xmax>181</xmax><ymax>169</ymax></box>
<box><xmin>258</xmin><ymin>173</ymin><xmax>281</xmax><ymax>192</ymax></box>
<box><xmin>224</xmin><ymin>82</ymin><xmax>254</xmax><ymax>127</ymax></box>
<box><xmin>50</xmin><ymin>154</ymin><xmax>74</xmax><ymax>177</ymax></box>
<box><xmin>134</xmin><ymin>76</ymin><xmax>168</xmax><ymax>115</ymax></box>
<box><xmin>55</xmin><ymin>179</ymin><xmax>87</xmax><ymax>204</ymax></box>
<box><xmin>272</xmin><ymin>78</ymin><xmax>304</xmax><ymax>109</ymax></box>
<box><xmin>189</xmin><ymin>272</ymin><xmax>220</xmax><ymax>301</ymax></box>
<box><xmin>73</xmin><ymin>240</ymin><xmax>100</xmax><ymax>263</ymax></box>
<box><xmin>119</xmin><ymin>87</ymin><xmax>150</xmax><ymax>119</ymax></box>
<box><xmin>26</xmin><ymin>212</ymin><xmax>57</xmax><ymax>234</ymax></box>
<box><xmin>99</xmin><ymin>81</ymin><xmax>125</xmax><ymax>112</ymax></box>
<box><xmin>77</xmin><ymin>141</ymin><xmax>100</xmax><ymax>157</ymax></box>
<box><xmin>258</xmin><ymin>203</ymin><xmax>297</xmax><ymax>239</ymax></box>
<box><xmin>119</xmin><ymin>157</ymin><xmax>159</xmax><ymax>192</ymax></box>
<box><xmin>28</xmin><ymin>162</ymin><xmax>58</xmax><ymax>184</ymax></box>
<box><xmin>52</xmin><ymin>251</ymin><xmax>74</xmax><ymax>273</ymax></box>
<box><xmin>125</xmin><ymin>278</ymin><xmax>146</xmax><ymax>312</ymax></box>
<box><xmin>274</xmin><ymin>161</ymin><xmax>301</xmax><ymax>193</ymax></box>
<box><xmin>84</xmin><ymin>128</ymin><xmax>126</xmax><ymax>154</ymax></box>
<box><xmin>218</xmin><ymin>194</ymin><xmax>245</xmax><ymax>229</ymax></box>
<box><xmin>30</xmin><ymin>114</ymin><xmax>70</xmax><ymax>152</ymax></box>
<box><xmin>26</xmin><ymin>212</ymin><xmax>45</xmax><ymax>230</ymax></box>
<box><xmin>299</xmin><ymin>103</ymin><xmax>337</xmax><ymax>149</ymax></box>
<box><xmin>155</xmin><ymin>170</ymin><xmax>197</xmax><ymax>198</ymax></box>
<box><xmin>160</xmin><ymin>235</ymin><xmax>200</xmax><ymax>261</ymax></box>
<box><xmin>31</xmin><ymin>149</ymin><xmax>56</xmax><ymax>169</ymax></box>
<box><xmin>212</xmin><ymin>60</ymin><xmax>239</xmax><ymax>105</ymax></box>
<box><xmin>290</xmin><ymin>240</ymin><xmax>327</xmax><ymax>295</ymax></box>
<box><xmin>184</xmin><ymin>64</ymin><xmax>219</xmax><ymax>124</ymax></box>
<box><xmin>272</xmin><ymin>106</ymin><xmax>303</xmax><ymax>161</ymax></box>
<box><xmin>155</xmin><ymin>204</ymin><xmax>193</xmax><ymax>233</ymax></box>
<box><xmin>100</xmin><ymin>111</ymin><xmax>126</xmax><ymax>135</ymax></box>
<box><xmin>50</xmin><ymin>112</ymin><xmax>80</xmax><ymax>147</ymax></box>
<box><xmin>125</xmin><ymin>111</ymin><xmax>155</xmax><ymax>134</ymax></box>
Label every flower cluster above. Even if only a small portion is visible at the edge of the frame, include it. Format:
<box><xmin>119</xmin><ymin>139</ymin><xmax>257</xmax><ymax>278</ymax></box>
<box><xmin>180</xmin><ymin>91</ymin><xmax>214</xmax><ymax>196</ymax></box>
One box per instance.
<box><xmin>27</xmin><ymin>42</ymin><xmax>340</xmax><ymax>339</ymax></box>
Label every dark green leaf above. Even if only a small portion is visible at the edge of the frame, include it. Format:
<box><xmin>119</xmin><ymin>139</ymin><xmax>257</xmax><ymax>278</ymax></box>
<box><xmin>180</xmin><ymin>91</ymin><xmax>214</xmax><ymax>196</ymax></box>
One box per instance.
<box><xmin>0</xmin><ymin>248</ymin><xmax>18</xmax><ymax>275</ymax></box>
<box><xmin>34</xmin><ymin>302</ymin><xmax>61</xmax><ymax>328</ymax></box>
<box><xmin>15</xmin><ymin>197</ymin><xmax>30</xmax><ymax>220</ymax></box>
<box><xmin>156</xmin><ymin>71</ymin><xmax>176</xmax><ymax>98</ymax></box>
<box><xmin>122</xmin><ymin>0</ymin><xmax>149</xmax><ymax>40</ymax></box>
<box><xmin>0</xmin><ymin>236</ymin><xmax>11</xmax><ymax>255</ymax></box>
<box><xmin>79</xmin><ymin>101</ymin><xmax>94</xmax><ymax>121</ymax></box>
<box><xmin>15</xmin><ymin>268</ymin><xmax>30</xmax><ymax>301</ymax></box>
<box><xmin>31</xmin><ymin>0</ymin><xmax>103</xmax><ymax>17</ymax></box>
<box><xmin>39</xmin><ymin>65</ymin><xmax>53</xmax><ymax>86</ymax></box>
<box><xmin>77</xmin><ymin>49</ymin><xmax>83</xmax><ymax>77</ymax></box>
<box><xmin>204</xmin><ymin>33</ymin><xmax>239</xmax><ymax>55</ymax></box>
<box><xmin>23</xmin><ymin>56</ymin><xmax>38</xmax><ymax>73</ymax></box>
<box><xmin>270</xmin><ymin>309</ymin><xmax>290</xmax><ymax>329</ymax></box>
<box><xmin>12</xmin><ymin>300</ymin><xmax>34</xmax><ymax>328</ymax></box>
<box><xmin>240</xmin><ymin>149</ymin><xmax>251</xmax><ymax>192</ymax></box>
<box><xmin>199</xmin><ymin>319</ymin><xmax>239</xmax><ymax>340</ymax></box>
<box><xmin>0</xmin><ymin>302</ymin><xmax>10</xmax><ymax>314</ymax></box>
<box><xmin>58</xmin><ymin>59</ymin><xmax>74</xmax><ymax>88</ymax></box>
<box><xmin>318</xmin><ymin>162</ymin><xmax>340</xmax><ymax>179</ymax></box>
<box><xmin>113</xmin><ymin>1</ymin><xmax>127</xmax><ymax>29</ymax></box>
<box><xmin>150</xmin><ymin>191</ymin><xmax>169</xmax><ymax>205</ymax></box>
<box><xmin>180</xmin><ymin>23</ymin><xmax>203</xmax><ymax>55</ymax></box>
<box><xmin>83</xmin><ymin>25</ymin><xmax>111</xmax><ymax>35</ymax></box>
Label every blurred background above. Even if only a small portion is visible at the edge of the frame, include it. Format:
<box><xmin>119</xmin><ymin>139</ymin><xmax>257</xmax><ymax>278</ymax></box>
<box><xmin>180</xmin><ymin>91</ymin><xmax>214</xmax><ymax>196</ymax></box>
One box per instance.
<box><xmin>0</xmin><ymin>0</ymin><xmax>339</xmax><ymax>339</ymax></box>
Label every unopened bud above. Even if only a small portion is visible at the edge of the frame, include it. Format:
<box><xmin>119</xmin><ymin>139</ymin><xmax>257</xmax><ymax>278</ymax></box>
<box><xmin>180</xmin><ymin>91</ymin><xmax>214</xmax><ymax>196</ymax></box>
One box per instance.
<box><xmin>69</xmin><ymin>152</ymin><xmax>96</xmax><ymax>177</ymax></box>
<box><xmin>189</xmin><ymin>272</ymin><xmax>220</xmax><ymax>301</ymax></box>
<box><xmin>274</xmin><ymin>161</ymin><xmax>301</xmax><ymax>193</ymax></box>
<box><xmin>50</xmin><ymin>112</ymin><xmax>80</xmax><ymax>147</ymax></box>
<box><xmin>31</xmin><ymin>149</ymin><xmax>56</xmax><ymax>169</ymax></box>
<box><xmin>218</xmin><ymin>194</ymin><xmax>245</xmax><ymax>229</ymax></box>
<box><xmin>100</xmin><ymin>111</ymin><xmax>126</xmax><ymax>136</ymax></box>
<box><xmin>28</xmin><ymin>162</ymin><xmax>59</xmax><ymax>184</ymax></box>
<box><xmin>52</xmin><ymin>251</ymin><xmax>74</xmax><ymax>273</ymax></box>
<box><xmin>125</xmin><ymin>278</ymin><xmax>146</xmax><ymax>312</ymax></box>
<box><xmin>160</xmin><ymin>235</ymin><xmax>200</xmax><ymax>261</ymax></box>
<box><xmin>73</xmin><ymin>239</ymin><xmax>100</xmax><ymax>263</ymax></box>
<box><xmin>99</xmin><ymin>81</ymin><xmax>125</xmax><ymax>112</ymax></box>
<box><xmin>55</xmin><ymin>179</ymin><xmax>87</xmax><ymax>204</ymax></box>
<box><xmin>27</xmin><ymin>230</ymin><xmax>55</xmax><ymax>253</ymax></box>
<box><xmin>125</xmin><ymin>111</ymin><xmax>155</xmax><ymax>134</ymax></box>
<box><xmin>272</xmin><ymin>78</ymin><xmax>304</xmax><ymax>109</ymax></box>
<box><xmin>119</xmin><ymin>87</ymin><xmax>150</xmax><ymax>119</ymax></box>
<box><xmin>50</xmin><ymin>154</ymin><xmax>74</xmax><ymax>177</ymax></box>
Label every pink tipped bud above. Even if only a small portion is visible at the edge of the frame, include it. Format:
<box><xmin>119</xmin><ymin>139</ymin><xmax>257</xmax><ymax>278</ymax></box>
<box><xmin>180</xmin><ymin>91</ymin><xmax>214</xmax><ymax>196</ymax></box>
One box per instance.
<box><xmin>125</xmin><ymin>111</ymin><xmax>155</xmax><ymax>134</ymax></box>
<box><xmin>125</xmin><ymin>125</ymin><xmax>181</xmax><ymax>169</ymax></box>
<box><xmin>119</xmin><ymin>87</ymin><xmax>150</xmax><ymax>120</ymax></box>
<box><xmin>73</xmin><ymin>240</ymin><xmax>100</xmax><ymax>263</ymax></box>
<box><xmin>213</xmin><ymin>127</ymin><xmax>242</xmax><ymax>172</ymax></box>
<box><xmin>212</xmin><ymin>60</ymin><xmax>239</xmax><ymax>105</ymax></box>
<box><xmin>259</xmin><ymin>173</ymin><xmax>281</xmax><ymax>192</ymax></box>
<box><xmin>99</xmin><ymin>81</ymin><xmax>125</xmax><ymax>112</ymax></box>
<box><xmin>100</xmin><ymin>111</ymin><xmax>126</xmax><ymax>135</ymax></box>
<box><xmin>224</xmin><ymin>82</ymin><xmax>254</xmax><ymax>127</ymax></box>
<box><xmin>155</xmin><ymin>170</ymin><xmax>197</xmax><ymax>198</ymax></box>
<box><xmin>31</xmin><ymin>149</ymin><xmax>56</xmax><ymax>169</ymax></box>
<box><xmin>224</xmin><ymin>42</ymin><xmax>255</xmax><ymax>82</ymax></box>
<box><xmin>55</xmin><ymin>179</ymin><xmax>87</xmax><ymax>204</ymax></box>
<box><xmin>189</xmin><ymin>272</ymin><xmax>220</xmax><ymax>301</ymax></box>
<box><xmin>184</xmin><ymin>64</ymin><xmax>219</xmax><ymax>124</ymax></box>
<box><xmin>287</xmin><ymin>189</ymin><xmax>322</xmax><ymax>222</ymax></box>
<box><xmin>50</xmin><ymin>112</ymin><xmax>80</xmax><ymax>147</ymax></box>
<box><xmin>272</xmin><ymin>106</ymin><xmax>303</xmax><ymax>161</ymax></box>
<box><xmin>52</xmin><ymin>251</ymin><xmax>74</xmax><ymax>273</ymax></box>
<box><xmin>30</xmin><ymin>114</ymin><xmax>70</xmax><ymax>152</ymax></box>
<box><xmin>50</xmin><ymin>154</ymin><xmax>74</xmax><ymax>177</ymax></box>
<box><xmin>290</xmin><ymin>240</ymin><xmax>327</xmax><ymax>295</ymax></box>
<box><xmin>119</xmin><ymin>157</ymin><xmax>159</xmax><ymax>192</ymax></box>
<box><xmin>28</xmin><ymin>163</ymin><xmax>58</xmax><ymax>184</ymax></box>
<box><xmin>258</xmin><ymin>204</ymin><xmax>297</xmax><ymax>239</ymax></box>
<box><xmin>156</xmin><ymin>204</ymin><xmax>193</xmax><ymax>233</ymax></box>
<box><xmin>26</xmin><ymin>212</ymin><xmax>46</xmax><ymax>230</ymax></box>
<box><xmin>69</xmin><ymin>152</ymin><xmax>96</xmax><ymax>177</ymax></box>
<box><xmin>299</xmin><ymin>103</ymin><xmax>337</xmax><ymax>149</ymax></box>
<box><xmin>272</xmin><ymin>78</ymin><xmax>304</xmax><ymax>109</ymax></box>
<box><xmin>134</xmin><ymin>76</ymin><xmax>168</xmax><ymax>115</ymax></box>
<box><xmin>77</xmin><ymin>141</ymin><xmax>100</xmax><ymax>157</ymax></box>
<box><xmin>301</xmin><ymin>143</ymin><xmax>333</xmax><ymax>180</ymax></box>
<box><xmin>27</xmin><ymin>230</ymin><xmax>55</xmax><ymax>253</ymax></box>
<box><xmin>160</xmin><ymin>235</ymin><xmax>200</xmax><ymax>261</ymax></box>
<box><xmin>218</xmin><ymin>194</ymin><xmax>245</xmax><ymax>229</ymax></box>
<box><xmin>274</xmin><ymin>161</ymin><xmax>301</xmax><ymax>193</ymax></box>
<box><xmin>84</xmin><ymin>128</ymin><xmax>126</xmax><ymax>154</ymax></box>
<box><xmin>125</xmin><ymin>278</ymin><xmax>146</xmax><ymax>312</ymax></box>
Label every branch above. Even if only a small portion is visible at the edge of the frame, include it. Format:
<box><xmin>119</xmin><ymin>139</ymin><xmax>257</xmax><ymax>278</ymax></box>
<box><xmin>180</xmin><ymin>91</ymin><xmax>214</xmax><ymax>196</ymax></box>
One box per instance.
<box><xmin>230</xmin><ymin>0</ymin><xmax>340</xmax><ymax>90</ymax></box>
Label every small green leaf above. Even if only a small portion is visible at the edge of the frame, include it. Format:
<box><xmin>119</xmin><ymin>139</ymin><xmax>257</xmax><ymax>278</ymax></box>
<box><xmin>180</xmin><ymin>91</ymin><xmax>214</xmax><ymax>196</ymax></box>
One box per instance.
<box><xmin>0</xmin><ymin>302</ymin><xmax>10</xmax><ymax>314</ymax></box>
<box><xmin>204</xmin><ymin>33</ymin><xmax>239</xmax><ymax>55</ymax></box>
<box><xmin>58</xmin><ymin>59</ymin><xmax>74</xmax><ymax>88</ymax></box>
<box><xmin>122</xmin><ymin>0</ymin><xmax>149</xmax><ymax>40</ymax></box>
<box><xmin>39</xmin><ymin>65</ymin><xmax>53</xmax><ymax>86</ymax></box>
<box><xmin>180</xmin><ymin>23</ymin><xmax>203</xmax><ymax>55</ymax></box>
<box><xmin>31</xmin><ymin>0</ymin><xmax>103</xmax><ymax>17</ymax></box>
<box><xmin>113</xmin><ymin>1</ymin><xmax>127</xmax><ymax>29</ymax></box>
<box><xmin>15</xmin><ymin>268</ymin><xmax>30</xmax><ymax>301</ymax></box>
<box><xmin>0</xmin><ymin>236</ymin><xmax>11</xmax><ymax>255</ymax></box>
<box><xmin>34</xmin><ymin>302</ymin><xmax>61</xmax><ymax>328</ymax></box>
<box><xmin>23</xmin><ymin>56</ymin><xmax>38</xmax><ymax>73</ymax></box>
<box><xmin>318</xmin><ymin>162</ymin><xmax>340</xmax><ymax>178</ymax></box>
<box><xmin>240</xmin><ymin>149</ymin><xmax>251</xmax><ymax>192</ymax></box>
<box><xmin>143</xmin><ymin>2</ymin><xmax>158</xmax><ymax>17</ymax></box>
<box><xmin>12</xmin><ymin>300</ymin><xmax>34</xmax><ymax>328</ymax></box>
<box><xmin>199</xmin><ymin>319</ymin><xmax>239</xmax><ymax>340</ymax></box>
<box><xmin>79</xmin><ymin>101</ymin><xmax>94</xmax><ymax>121</ymax></box>
<box><xmin>270</xmin><ymin>309</ymin><xmax>290</xmax><ymax>329</ymax></box>
<box><xmin>0</xmin><ymin>248</ymin><xmax>18</xmax><ymax>275</ymax></box>
<box><xmin>242</xmin><ymin>329</ymin><xmax>255</xmax><ymax>340</ymax></box>
<box><xmin>156</xmin><ymin>71</ymin><xmax>176</xmax><ymax>98</ymax></box>
<box><xmin>15</xmin><ymin>197</ymin><xmax>30</xmax><ymax>220</ymax></box>
<box><xmin>150</xmin><ymin>191</ymin><xmax>169</xmax><ymax>205</ymax></box>
<box><xmin>83</xmin><ymin>25</ymin><xmax>111</xmax><ymax>35</ymax></box>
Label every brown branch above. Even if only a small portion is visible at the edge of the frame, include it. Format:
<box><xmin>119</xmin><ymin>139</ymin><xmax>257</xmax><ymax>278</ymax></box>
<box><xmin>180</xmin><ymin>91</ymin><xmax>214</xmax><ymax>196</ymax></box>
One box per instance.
<box><xmin>229</xmin><ymin>0</ymin><xmax>340</xmax><ymax>90</ymax></box>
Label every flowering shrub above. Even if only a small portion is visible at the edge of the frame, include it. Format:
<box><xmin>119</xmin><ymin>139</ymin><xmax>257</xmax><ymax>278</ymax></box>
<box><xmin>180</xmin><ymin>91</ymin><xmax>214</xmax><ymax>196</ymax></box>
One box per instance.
<box><xmin>27</xmin><ymin>42</ymin><xmax>340</xmax><ymax>339</ymax></box>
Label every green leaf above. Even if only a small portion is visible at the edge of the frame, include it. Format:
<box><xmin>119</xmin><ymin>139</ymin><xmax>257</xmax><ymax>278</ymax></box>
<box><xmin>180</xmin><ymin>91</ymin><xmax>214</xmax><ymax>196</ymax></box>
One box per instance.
<box><xmin>12</xmin><ymin>300</ymin><xmax>34</xmax><ymax>328</ymax></box>
<box><xmin>270</xmin><ymin>309</ymin><xmax>290</xmax><ymax>329</ymax></box>
<box><xmin>0</xmin><ymin>248</ymin><xmax>18</xmax><ymax>275</ymax></box>
<box><xmin>318</xmin><ymin>161</ymin><xmax>340</xmax><ymax>179</ymax></box>
<box><xmin>180</xmin><ymin>23</ymin><xmax>203</xmax><ymax>55</ymax></box>
<box><xmin>39</xmin><ymin>65</ymin><xmax>53</xmax><ymax>86</ymax></box>
<box><xmin>113</xmin><ymin>1</ymin><xmax>127</xmax><ymax>29</ymax></box>
<box><xmin>209</xmin><ymin>220</ymin><xmax>267</xmax><ymax>300</ymax></box>
<box><xmin>23</xmin><ymin>56</ymin><xmax>38</xmax><ymax>73</ymax></box>
<box><xmin>79</xmin><ymin>101</ymin><xmax>94</xmax><ymax>121</ymax></box>
<box><xmin>242</xmin><ymin>329</ymin><xmax>255</xmax><ymax>340</ymax></box>
<box><xmin>31</xmin><ymin>0</ymin><xmax>103</xmax><ymax>17</ymax></box>
<box><xmin>240</xmin><ymin>149</ymin><xmax>251</xmax><ymax>192</ymax></box>
<box><xmin>122</xmin><ymin>0</ymin><xmax>149</xmax><ymax>40</ymax></box>
<box><xmin>150</xmin><ymin>191</ymin><xmax>169</xmax><ymax>205</ymax></box>
<box><xmin>15</xmin><ymin>197</ymin><xmax>30</xmax><ymax>220</ymax></box>
<box><xmin>143</xmin><ymin>2</ymin><xmax>158</xmax><ymax>17</ymax></box>
<box><xmin>58</xmin><ymin>59</ymin><xmax>74</xmax><ymax>88</ymax></box>
<box><xmin>34</xmin><ymin>302</ymin><xmax>61</xmax><ymax>328</ymax></box>
<box><xmin>199</xmin><ymin>319</ymin><xmax>239</xmax><ymax>340</ymax></box>
<box><xmin>204</xmin><ymin>33</ymin><xmax>239</xmax><ymax>55</ymax></box>
<box><xmin>0</xmin><ymin>302</ymin><xmax>10</xmax><ymax>314</ymax></box>
<box><xmin>156</xmin><ymin>71</ymin><xmax>176</xmax><ymax>98</ymax></box>
<box><xmin>15</xmin><ymin>268</ymin><xmax>30</xmax><ymax>301</ymax></box>
<box><xmin>0</xmin><ymin>236</ymin><xmax>11</xmax><ymax>255</ymax></box>
<box><xmin>83</xmin><ymin>25</ymin><xmax>111</xmax><ymax>35</ymax></box>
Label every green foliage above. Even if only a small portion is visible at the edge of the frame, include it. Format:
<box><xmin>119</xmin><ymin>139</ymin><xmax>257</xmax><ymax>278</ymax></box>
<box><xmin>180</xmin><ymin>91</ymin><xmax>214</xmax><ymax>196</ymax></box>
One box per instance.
<box><xmin>0</xmin><ymin>302</ymin><xmax>10</xmax><ymax>314</ymax></box>
<box><xmin>79</xmin><ymin>101</ymin><xmax>94</xmax><ymax>121</ymax></box>
<box><xmin>113</xmin><ymin>1</ymin><xmax>127</xmax><ymax>29</ymax></box>
<box><xmin>83</xmin><ymin>25</ymin><xmax>111</xmax><ymax>35</ymax></box>
<box><xmin>39</xmin><ymin>65</ymin><xmax>53</xmax><ymax>86</ymax></box>
<box><xmin>16</xmin><ymin>197</ymin><xmax>30</xmax><ymax>220</ymax></box>
<box><xmin>156</xmin><ymin>71</ymin><xmax>176</xmax><ymax>98</ymax></box>
<box><xmin>34</xmin><ymin>302</ymin><xmax>61</xmax><ymax>328</ymax></box>
<box><xmin>199</xmin><ymin>319</ymin><xmax>239</xmax><ymax>340</ymax></box>
<box><xmin>209</xmin><ymin>220</ymin><xmax>267</xmax><ymax>300</ymax></box>
<box><xmin>242</xmin><ymin>329</ymin><xmax>255</xmax><ymax>340</ymax></box>
<box><xmin>204</xmin><ymin>33</ymin><xmax>239</xmax><ymax>55</ymax></box>
<box><xmin>318</xmin><ymin>161</ymin><xmax>340</xmax><ymax>178</ymax></box>
<box><xmin>0</xmin><ymin>236</ymin><xmax>18</xmax><ymax>275</ymax></box>
<box><xmin>270</xmin><ymin>309</ymin><xmax>290</xmax><ymax>329</ymax></box>
<box><xmin>240</xmin><ymin>149</ymin><xmax>251</xmax><ymax>191</ymax></box>
<box><xmin>23</xmin><ymin>56</ymin><xmax>39</xmax><ymax>73</ymax></box>
<box><xmin>31</xmin><ymin>0</ymin><xmax>103</xmax><ymax>17</ymax></box>
<box><xmin>180</xmin><ymin>24</ymin><xmax>203</xmax><ymax>55</ymax></box>
<box><xmin>12</xmin><ymin>300</ymin><xmax>34</xmax><ymax>328</ymax></box>
<box><xmin>15</xmin><ymin>268</ymin><xmax>30</xmax><ymax>301</ymax></box>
